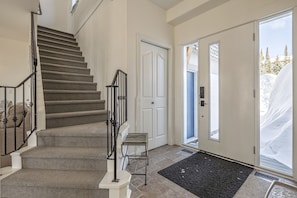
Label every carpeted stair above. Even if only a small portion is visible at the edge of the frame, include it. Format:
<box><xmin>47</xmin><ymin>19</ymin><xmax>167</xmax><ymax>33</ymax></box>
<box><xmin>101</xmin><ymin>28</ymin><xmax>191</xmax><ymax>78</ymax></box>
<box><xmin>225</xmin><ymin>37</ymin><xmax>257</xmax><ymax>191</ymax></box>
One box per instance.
<box><xmin>0</xmin><ymin>26</ymin><xmax>109</xmax><ymax>198</ymax></box>
<box><xmin>37</xmin><ymin>26</ymin><xmax>107</xmax><ymax>128</ymax></box>
<box><xmin>1</xmin><ymin>123</ymin><xmax>109</xmax><ymax>198</ymax></box>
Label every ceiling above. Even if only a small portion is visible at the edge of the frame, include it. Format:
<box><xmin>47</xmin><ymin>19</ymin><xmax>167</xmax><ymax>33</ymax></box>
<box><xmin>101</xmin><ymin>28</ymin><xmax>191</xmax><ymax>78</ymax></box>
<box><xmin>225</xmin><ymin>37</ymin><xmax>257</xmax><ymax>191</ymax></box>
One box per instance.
<box><xmin>149</xmin><ymin>0</ymin><xmax>184</xmax><ymax>10</ymax></box>
<box><xmin>149</xmin><ymin>0</ymin><xmax>230</xmax><ymax>25</ymax></box>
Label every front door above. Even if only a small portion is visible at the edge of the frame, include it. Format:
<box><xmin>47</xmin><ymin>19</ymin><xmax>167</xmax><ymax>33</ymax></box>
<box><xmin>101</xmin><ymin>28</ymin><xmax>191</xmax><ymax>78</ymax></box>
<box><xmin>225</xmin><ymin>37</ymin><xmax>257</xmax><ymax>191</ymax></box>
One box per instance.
<box><xmin>140</xmin><ymin>41</ymin><xmax>167</xmax><ymax>150</ymax></box>
<box><xmin>199</xmin><ymin>22</ymin><xmax>255</xmax><ymax>165</ymax></box>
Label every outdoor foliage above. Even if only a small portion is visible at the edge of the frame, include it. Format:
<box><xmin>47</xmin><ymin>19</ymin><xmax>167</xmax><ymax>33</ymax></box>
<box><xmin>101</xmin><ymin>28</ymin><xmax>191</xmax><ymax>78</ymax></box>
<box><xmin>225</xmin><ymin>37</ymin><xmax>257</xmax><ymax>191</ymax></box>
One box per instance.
<box><xmin>260</xmin><ymin>46</ymin><xmax>292</xmax><ymax>75</ymax></box>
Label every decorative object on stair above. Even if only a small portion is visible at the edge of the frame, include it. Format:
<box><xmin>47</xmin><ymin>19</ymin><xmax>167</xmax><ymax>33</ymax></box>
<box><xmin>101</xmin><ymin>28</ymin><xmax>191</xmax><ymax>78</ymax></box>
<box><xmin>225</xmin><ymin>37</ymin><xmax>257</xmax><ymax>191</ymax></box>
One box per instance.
<box><xmin>37</xmin><ymin>26</ymin><xmax>107</xmax><ymax>128</ymax></box>
<box><xmin>158</xmin><ymin>151</ymin><xmax>253</xmax><ymax>198</ymax></box>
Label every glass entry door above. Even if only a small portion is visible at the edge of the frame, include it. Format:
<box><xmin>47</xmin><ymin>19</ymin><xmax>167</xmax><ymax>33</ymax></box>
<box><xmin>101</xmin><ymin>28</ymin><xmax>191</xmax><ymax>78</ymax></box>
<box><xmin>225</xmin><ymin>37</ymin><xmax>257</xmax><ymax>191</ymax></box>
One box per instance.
<box><xmin>259</xmin><ymin>11</ymin><xmax>293</xmax><ymax>175</ymax></box>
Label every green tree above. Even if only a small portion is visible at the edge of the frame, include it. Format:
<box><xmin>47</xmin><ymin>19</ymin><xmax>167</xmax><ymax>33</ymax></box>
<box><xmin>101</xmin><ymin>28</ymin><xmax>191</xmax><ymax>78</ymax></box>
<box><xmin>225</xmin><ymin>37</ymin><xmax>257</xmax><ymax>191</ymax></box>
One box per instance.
<box><xmin>272</xmin><ymin>56</ymin><xmax>282</xmax><ymax>74</ymax></box>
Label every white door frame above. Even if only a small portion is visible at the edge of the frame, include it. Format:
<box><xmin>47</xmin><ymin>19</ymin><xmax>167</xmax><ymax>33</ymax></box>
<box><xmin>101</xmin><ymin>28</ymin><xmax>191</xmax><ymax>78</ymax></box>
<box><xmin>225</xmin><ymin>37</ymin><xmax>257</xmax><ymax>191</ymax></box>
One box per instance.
<box><xmin>293</xmin><ymin>6</ymin><xmax>297</xmax><ymax>181</ymax></box>
<box><xmin>183</xmin><ymin>44</ymin><xmax>199</xmax><ymax>145</ymax></box>
<box><xmin>256</xmin><ymin>9</ymin><xmax>296</xmax><ymax>179</ymax></box>
<box><xmin>135</xmin><ymin>35</ymin><xmax>174</xmax><ymax>147</ymax></box>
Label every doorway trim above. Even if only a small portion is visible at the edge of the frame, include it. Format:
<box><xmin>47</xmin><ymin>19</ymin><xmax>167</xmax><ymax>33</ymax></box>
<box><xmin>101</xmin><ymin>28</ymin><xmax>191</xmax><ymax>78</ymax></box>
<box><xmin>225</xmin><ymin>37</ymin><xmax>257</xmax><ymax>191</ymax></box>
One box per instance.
<box><xmin>256</xmin><ymin>9</ymin><xmax>295</xmax><ymax>178</ymax></box>
<box><xmin>135</xmin><ymin>34</ymin><xmax>174</xmax><ymax>146</ymax></box>
<box><xmin>293</xmin><ymin>6</ymin><xmax>297</xmax><ymax>180</ymax></box>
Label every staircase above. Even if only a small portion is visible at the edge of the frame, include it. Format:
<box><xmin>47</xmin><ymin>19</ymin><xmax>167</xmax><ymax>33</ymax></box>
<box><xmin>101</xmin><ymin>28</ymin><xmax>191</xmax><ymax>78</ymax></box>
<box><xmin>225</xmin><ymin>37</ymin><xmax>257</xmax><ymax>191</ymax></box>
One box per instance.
<box><xmin>1</xmin><ymin>123</ymin><xmax>109</xmax><ymax>197</ymax></box>
<box><xmin>37</xmin><ymin>26</ymin><xmax>106</xmax><ymax>128</ymax></box>
<box><xmin>0</xmin><ymin>27</ymin><xmax>109</xmax><ymax>197</ymax></box>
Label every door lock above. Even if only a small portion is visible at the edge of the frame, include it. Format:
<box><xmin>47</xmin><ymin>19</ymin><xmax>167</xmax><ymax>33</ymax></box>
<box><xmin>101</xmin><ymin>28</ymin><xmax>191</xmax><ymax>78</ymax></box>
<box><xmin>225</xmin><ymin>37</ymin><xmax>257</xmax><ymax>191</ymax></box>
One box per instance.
<box><xmin>201</xmin><ymin>100</ymin><xmax>205</xmax><ymax>106</ymax></box>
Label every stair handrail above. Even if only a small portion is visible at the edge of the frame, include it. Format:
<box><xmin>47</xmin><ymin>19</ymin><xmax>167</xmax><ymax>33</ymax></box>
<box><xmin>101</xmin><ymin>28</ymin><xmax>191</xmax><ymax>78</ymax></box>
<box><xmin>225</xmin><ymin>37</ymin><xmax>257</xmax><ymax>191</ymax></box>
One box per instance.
<box><xmin>106</xmin><ymin>69</ymin><xmax>127</xmax><ymax>182</ymax></box>
<box><xmin>0</xmin><ymin>4</ymin><xmax>41</xmax><ymax>156</ymax></box>
<box><xmin>0</xmin><ymin>71</ymin><xmax>37</xmax><ymax>156</ymax></box>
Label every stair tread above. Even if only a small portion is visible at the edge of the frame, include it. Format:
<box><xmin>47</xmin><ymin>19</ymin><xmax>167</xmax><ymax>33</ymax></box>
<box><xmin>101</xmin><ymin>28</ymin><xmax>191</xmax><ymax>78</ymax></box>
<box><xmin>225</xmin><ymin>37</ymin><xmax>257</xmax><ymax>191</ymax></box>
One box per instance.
<box><xmin>38</xmin><ymin>33</ymin><xmax>76</xmax><ymax>43</ymax></box>
<box><xmin>44</xmin><ymin>89</ymin><xmax>100</xmax><ymax>93</ymax></box>
<box><xmin>45</xmin><ymin>100</ymin><xmax>104</xmax><ymax>105</ymax></box>
<box><xmin>38</xmin><ymin>31</ymin><xmax>75</xmax><ymax>39</ymax></box>
<box><xmin>22</xmin><ymin>147</ymin><xmax>106</xmax><ymax>159</ymax></box>
<box><xmin>39</xmin><ymin>49</ymin><xmax>82</xmax><ymax>59</ymax></box>
<box><xmin>38</xmin><ymin>38</ymin><xmax>79</xmax><ymax>48</ymax></box>
<box><xmin>37</xmin><ymin>122</ymin><xmax>107</xmax><ymax>137</ymax></box>
<box><xmin>41</xmin><ymin>63</ymin><xmax>90</xmax><ymax>71</ymax></box>
<box><xmin>47</xmin><ymin>110</ymin><xmax>107</xmax><ymax>119</ymax></box>
<box><xmin>2</xmin><ymin>169</ymin><xmax>105</xmax><ymax>189</ymax></box>
<box><xmin>43</xmin><ymin>79</ymin><xmax>96</xmax><ymax>84</ymax></box>
<box><xmin>40</xmin><ymin>55</ymin><xmax>86</xmax><ymax>64</ymax></box>
<box><xmin>38</xmin><ymin>26</ymin><xmax>74</xmax><ymax>37</ymax></box>
<box><xmin>38</xmin><ymin>43</ymin><xmax>81</xmax><ymax>53</ymax></box>
<box><xmin>42</xmin><ymin>70</ymin><xmax>91</xmax><ymax>77</ymax></box>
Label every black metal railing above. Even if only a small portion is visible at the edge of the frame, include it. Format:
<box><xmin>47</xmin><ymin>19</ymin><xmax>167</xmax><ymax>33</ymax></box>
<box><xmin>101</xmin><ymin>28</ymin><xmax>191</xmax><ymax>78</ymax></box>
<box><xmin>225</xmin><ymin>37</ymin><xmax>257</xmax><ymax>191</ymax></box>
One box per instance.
<box><xmin>0</xmin><ymin>6</ymin><xmax>41</xmax><ymax>157</ymax></box>
<box><xmin>106</xmin><ymin>69</ymin><xmax>127</xmax><ymax>182</ymax></box>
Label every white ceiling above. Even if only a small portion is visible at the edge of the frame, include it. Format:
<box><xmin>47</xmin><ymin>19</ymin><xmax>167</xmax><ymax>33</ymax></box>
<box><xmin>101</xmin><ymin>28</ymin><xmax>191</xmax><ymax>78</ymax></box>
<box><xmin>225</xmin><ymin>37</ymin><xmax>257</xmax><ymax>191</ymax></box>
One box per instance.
<box><xmin>150</xmin><ymin>0</ymin><xmax>230</xmax><ymax>25</ymax></box>
<box><xmin>149</xmin><ymin>0</ymin><xmax>184</xmax><ymax>10</ymax></box>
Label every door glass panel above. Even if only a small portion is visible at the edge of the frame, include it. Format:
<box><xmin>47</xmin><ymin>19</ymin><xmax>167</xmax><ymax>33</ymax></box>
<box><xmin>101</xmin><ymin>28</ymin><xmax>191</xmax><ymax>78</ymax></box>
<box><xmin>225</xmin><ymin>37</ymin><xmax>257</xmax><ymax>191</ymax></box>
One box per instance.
<box><xmin>209</xmin><ymin>43</ymin><xmax>219</xmax><ymax>140</ymax></box>
<box><xmin>184</xmin><ymin>43</ymin><xmax>199</xmax><ymax>147</ymax></box>
<box><xmin>187</xmin><ymin>71</ymin><xmax>195</xmax><ymax>139</ymax></box>
<box><xmin>259</xmin><ymin>11</ymin><xmax>293</xmax><ymax>175</ymax></box>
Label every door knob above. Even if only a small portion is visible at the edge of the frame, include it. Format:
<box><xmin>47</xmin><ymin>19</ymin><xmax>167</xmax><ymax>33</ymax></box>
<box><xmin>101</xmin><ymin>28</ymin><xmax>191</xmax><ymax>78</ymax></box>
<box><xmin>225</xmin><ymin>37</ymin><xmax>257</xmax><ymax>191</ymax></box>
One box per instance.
<box><xmin>151</xmin><ymin>101</ymin><xmax>154</xmax><ymax>104</ymax></box>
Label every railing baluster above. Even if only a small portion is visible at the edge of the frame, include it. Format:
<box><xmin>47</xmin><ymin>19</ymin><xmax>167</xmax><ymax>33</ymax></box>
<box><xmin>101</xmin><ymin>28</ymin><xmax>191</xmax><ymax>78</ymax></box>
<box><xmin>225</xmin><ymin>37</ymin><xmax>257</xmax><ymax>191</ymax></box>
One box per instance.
<box><xmin>23</xmin><ymin>84</ymin><xmax>26</xmax><ymax>142</ymax></box>
<box><xmin>14</xmin><ymin>88</ymin><xmax>17</xmax><ymax>151</ymax></box>
<box><xmin>112</xmin><ymin>86</ymin><xmax>118</xmax><ymax>182</ymax></box>
<box><xmin>4</xmin><ymin>88</ymin><xmax>7</xmax><ymax>155</ymax></box>
<box><xmin>106</xmin><ymin>70</ymin><xmax>127</xmax><ymax>182</ymax></box>
<box><xmin>106</xmin><ymin>86</ymin><xmax>109</xmax><ymax>158</ymax></box>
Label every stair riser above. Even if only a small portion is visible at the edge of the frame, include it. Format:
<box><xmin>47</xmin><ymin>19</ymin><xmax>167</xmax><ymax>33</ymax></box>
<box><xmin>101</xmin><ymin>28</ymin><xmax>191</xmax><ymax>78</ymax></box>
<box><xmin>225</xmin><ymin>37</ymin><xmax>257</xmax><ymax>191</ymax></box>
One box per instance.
<box><xmin>38</xmin><ymin>44</ymin><xmax>82</xmax><ymax>56</ymax></box>
<box><xmin>38</xmin><ymin>26</ymin><xmax>74</xmax><ymax>39</ymax></box>
<box><xmin>43</xmin><ymin>81</ymin><xmax>97</xmax><ymax>91</ymax></box>
<box><xmin>38</xmin><ymin>39</ymin><xmax>80</xmax><ymax>50</ymax></box>
<box><xmin>46</xmin><ymin>113</ymin><xmax>107</xmax><ymax>128</ymax></box>
<box><xmin>45</xmin><ymin>102</ymin><xmax>105</xmax><ymax>113</ymax></box>
<box><xmin>42</xmin><ymin>72</ymin><xmax>93</xmax><ymax>82</ymax></box>
<box><xmin>40</xmin><ymin>57</ymin><xmax>87</xmax><ymax>68</ymax></box>
<box><xmin>38</xmin><ymin>31</ymin><xmax>76</xmax><ymax>42</ymax></box>
<box><xmin>1</xmin><ymin>186</ymin><xmax>108</xmax><ymax>198</ymax></box>
<box><xmin>40</xmin><ymin>50</ymin><xmax>84</xmax><ymax>62</ymax></box>
<box><xmin>38</xmin><ymin>34</ymin><xmax>78</xmax><ymax>46</ymax></box>
<box><xmin>41</xmin><ymin>64</ymin><xmax>90</xmax><ymax>75</ymax></box>
<box><xmin>22</xmin><ymin>158</ymin><xmax>107</xmax><ymax>171</ymax></box>
<box><xmin>44</xmin><ymin>92</ymin><xmax>101</xmax><ymax>101</ymax></box>
<box><xmin>37</xmin><ymin>136</ymin><xmax>107</xmax><ymax>148</ymax></box>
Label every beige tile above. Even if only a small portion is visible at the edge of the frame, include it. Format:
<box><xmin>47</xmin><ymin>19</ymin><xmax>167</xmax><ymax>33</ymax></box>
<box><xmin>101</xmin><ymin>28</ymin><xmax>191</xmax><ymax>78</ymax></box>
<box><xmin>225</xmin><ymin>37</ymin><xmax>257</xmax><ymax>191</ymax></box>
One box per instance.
<box><xmin>127</xmin><ymin>145</ymin><xmax>279</xmax><ymax>198</ymax></box>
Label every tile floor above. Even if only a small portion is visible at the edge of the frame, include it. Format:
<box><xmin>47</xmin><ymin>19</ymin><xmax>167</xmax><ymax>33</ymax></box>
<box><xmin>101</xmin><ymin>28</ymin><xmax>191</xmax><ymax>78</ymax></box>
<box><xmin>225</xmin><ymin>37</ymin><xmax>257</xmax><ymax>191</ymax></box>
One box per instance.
<box><xmin>126</xmin><ymin>145</ymin><xmax>287</xmax><ymax>198</ymax></box>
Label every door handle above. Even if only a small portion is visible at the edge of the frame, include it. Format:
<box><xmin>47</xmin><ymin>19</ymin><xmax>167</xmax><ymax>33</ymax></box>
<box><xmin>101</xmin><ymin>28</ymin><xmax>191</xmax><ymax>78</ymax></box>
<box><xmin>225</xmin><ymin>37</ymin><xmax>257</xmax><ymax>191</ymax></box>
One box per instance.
<box><xmin>200</xmin><ymin>86</ymin><xmax>205</xmax><ymax>98</ymax></box>
<box><xmin>151</xmin><ymin>101</ymin><xmax>154</xmax><ymax>104</ymax></box>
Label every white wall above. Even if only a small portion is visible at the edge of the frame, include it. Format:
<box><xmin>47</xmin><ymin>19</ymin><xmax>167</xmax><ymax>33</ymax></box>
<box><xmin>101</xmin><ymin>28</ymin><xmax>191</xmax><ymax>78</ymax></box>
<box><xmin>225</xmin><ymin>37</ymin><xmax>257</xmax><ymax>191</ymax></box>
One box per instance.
<box><xmin>64</xmin><ymin>0</ymin><xmax>174</xmax><ymax>145</ymax></box>
<box><xmin>74</xmin><ymin>0</ymin><xmax>127</xmax><ymax>98</ymax></box>
<box><xmin>0</xmin><ymin>37</ymin><xmax>31</xmax><ymax>104</ymax></box>
<box><xmin>0</xmin><ymin>38</ymin><xmax>30</xmax><ymax>86</ymax></box>
<box><xmin>38</xmin><ymin>0</ymin><xmax>72</xmax><ymax>33</ymax></box>
<box><xmin>173</xmin><ymin>0</ymin><xmax>297</xmax><ymax>145</ymax></box>
<box><xmin>71</xmin><ymin>0</ymin><xmax>104</xmax><ymax>35</ymax></box>
<box><xmin>127</xmin><ymin>0</ymin><xmax>174</xmax><ymax>139</ymax></box>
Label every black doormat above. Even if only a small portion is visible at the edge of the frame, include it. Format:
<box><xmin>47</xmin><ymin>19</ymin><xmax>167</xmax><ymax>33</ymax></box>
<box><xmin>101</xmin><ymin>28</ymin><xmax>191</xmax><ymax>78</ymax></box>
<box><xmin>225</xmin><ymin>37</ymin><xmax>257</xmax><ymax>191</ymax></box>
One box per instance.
<box><xmin>158</xmin><ymin>152</ymin><xmax>253</xmax><ymax>198</ymax></box>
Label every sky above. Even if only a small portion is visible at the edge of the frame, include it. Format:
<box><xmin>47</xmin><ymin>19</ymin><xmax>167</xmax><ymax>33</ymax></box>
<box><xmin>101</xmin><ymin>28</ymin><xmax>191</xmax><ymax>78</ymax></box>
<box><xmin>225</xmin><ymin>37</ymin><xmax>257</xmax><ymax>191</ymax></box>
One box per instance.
<box><xmin>259</xmin><ymin>12</ymin><xmax>292</xmax><ymax>59</ymax></box>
